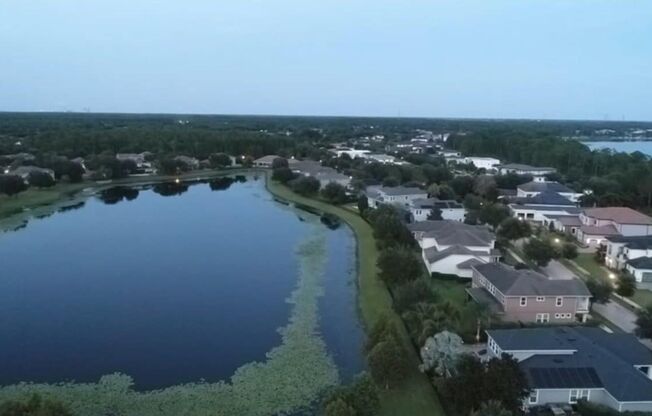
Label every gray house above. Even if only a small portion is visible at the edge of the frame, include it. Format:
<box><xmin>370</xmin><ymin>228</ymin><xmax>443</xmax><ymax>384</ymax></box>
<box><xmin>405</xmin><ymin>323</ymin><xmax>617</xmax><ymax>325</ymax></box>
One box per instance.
<box><xmin>365</xmin><ymin>186</ymin><xmax>428</xmax><ymax>209</ymax></box>
<box><xmin>487</xmin><ymin>327</ymin><xmax>652</xmax><ymax>412</ymax></box>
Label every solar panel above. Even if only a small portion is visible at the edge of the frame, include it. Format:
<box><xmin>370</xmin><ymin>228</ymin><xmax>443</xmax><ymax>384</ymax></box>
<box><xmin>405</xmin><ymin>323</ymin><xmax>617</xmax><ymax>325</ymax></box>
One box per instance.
<box><xmin>528</xmin><ymin>367</ymin><xmax>602</xmax><ymax>388</ymax></box>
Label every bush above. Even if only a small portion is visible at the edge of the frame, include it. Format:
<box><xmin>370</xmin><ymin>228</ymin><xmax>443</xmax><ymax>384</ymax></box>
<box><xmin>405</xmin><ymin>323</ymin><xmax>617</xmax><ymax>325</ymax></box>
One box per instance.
<box><xmin>290</xmin><ymin>175</ymin><xmax>320</xmax><ymax>195</ymax></box>
<box><xmin>587</xmin><ymin>279</ymin><xmax>614</xmax><ymax>304</ymax></box>
<box><xmin>321</xmin><ymin>182</ymin><xmax>347</xmax><ymax>204</ymax></box>
<box><xmin>27</xmin><ymin>171</ymin><xmax>55</xmax><ymax>188</ymax></box>
<box><xmin>392</xmin><ymin>279</ymin><xmax>436</xmax><ymax>313</ymax></box>
<box><xmin>575</xmin><ymin>399</ymin><xmax>652</xmax><ymax>416</ymax></box>
<box><xmin>209</xmin><ymin>153</ymin><xmax>232</xmax><ymax>168</ymax></box>
<box><xmin>617</xmin><ymin>274</ymin><xmax>636</xmax><ymax>297</ymax></box>
<box><xmin>272</xmin><ymin>167</ymin><xmax>296</xmax><ymax>183</ymax></box>
<box><xmin>0</xmin><ymin>394</ymin><xmax>73</xmax><ymax>416</ymax></box>
<box><xmin>561</xmin><ymin>242</ymin><xmax>578</xmax><ymax>259</ymax></box>
<box><xmin>0</xmin><ymin>175</ymin><xmax>28</xmax><ymax>196</ymax></box>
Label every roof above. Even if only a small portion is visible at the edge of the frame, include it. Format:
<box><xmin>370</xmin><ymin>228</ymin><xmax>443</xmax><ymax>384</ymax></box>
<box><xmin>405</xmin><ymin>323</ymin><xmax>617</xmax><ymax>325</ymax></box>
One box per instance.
<box><xmin>517</xmin><ymin>181</ymin><xmax>574</xmax><ymax>194</ymax></box>
<box><xmin>628</xmin><ymin>257</ymin><xmax>652</xmax><ymax>270</ymax></box>
<box><xmin>457</xmin><ymin>258</ymin><xmax>485</xmax><ymax>269</ymax></box>
<box><xmin>606</xmin><ymin>235</ymin><xmax>652</xmax><ymax>250</ymax></box>
<box><xmin>509</xmin><ymin>204</ymin><xmax>581</xmax><ymax>214</ymax></box>
<box><xmin>254</xmin><ymin>155</ymin><xmax>282</xmax><ymax>163</ymax></box>
<box><xmin>580</xmin><ymin>224</ymin><xmax>620</xmax><ymax>236</ymax></box>
<box><xmin>488</xmin><ymin>327</ymin><xmax>652</xmax><ymax>402</ymax></box>
<box><xmin>411</xmin><ymin>198</ymin><xmax>463</xmax><ymax>210</ymax></box>
<box><xmin>510</xmin><ymin>191</ymin><xmax>575</xmax><ymax>206</ymax></box>
<box><xmin>473</xmin><ymin>263</ymin><xmax>591</xmax><ymax>297</ymax></box>
<box><xmin>375</xmin><ymin>186</ymin><xmax>427</xmax><ymax>197</ymax></box>
<box><xmin>498</xmin><ymin>163</ymin><xmax>556</xmax><ymax>172</ymax></box>
<box><xmin>557</xmin><ymin>216</ymin><xmax>583</xmax><ymax>226</ymax></box>
<box><xmin>408</xmin><ymin>220</ymin><xmax>495</xmax><ymax>247</ymax></box>
<box><xmin>583</xmin><ymin>207</ymin><xmax>652</xmax><ymax>225</ymax></box>
<box><xmin>423</xmin><ymin>245</ymin><xmax>477</xmax><ymax>263</ymax></box>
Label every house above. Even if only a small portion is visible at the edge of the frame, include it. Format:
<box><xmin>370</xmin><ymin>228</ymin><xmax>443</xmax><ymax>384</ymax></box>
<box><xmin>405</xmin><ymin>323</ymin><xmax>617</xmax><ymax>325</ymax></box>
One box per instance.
<box><xmin>486</xmin><ymin>327</ymin><xmax>652</xmax><ymax>413</ymax></box>
<box><xmin>509</xmin><ymin>191</ymin><xmax>580</xmax><ymax>223</ymax></box>
<box><xmin>468</xmin><ymin>263</ymin><xmax>591</xmax><ymax>323</ymax></box>
<box><xmin>498</xmin><ymin>163</ymin><xmax>556</xmax><ymax>176</ymax></box>
<box><xmin>626</xmin><ymin>258</ymin><xmax>652</xmax><ymax>289</ymax></box>
<box><xmin>174</xmin><ymin>155</ymin><xmax>200</xmax><ymax>170</ymax></box>
<box><xmin>516</xmin><ymin>177</ymin><xmax>583</xmax><ymax>203</ymax></box>
<box><xmin>407</xmin><ymin>221</ymin><xmax>499</xmax><ymax>278</ymax></box>
<box><xmin>330</xmin><ymin>148</ymin><xmax>371</xmax><ymax>159</ymax></box>
<box><xmin>544</xmin><ymin>215</ymin><xmax>583</xmax><ymax>236</ymax></box>
<box><xmin>292</xmin><ymin>160</ymin><xmax>351</xmax><ymax>188</ymax></box>
<box><xmin>253</xmin><ymin>155</ymin><xmax>283</xmax><ymax>168</ymax></box>
<box><xmin>7</xmin><ymin>166</ymin><xmax>55</xmax><ymax>183</ymax></box>
<box><xmin>116</xmin><ymin>152</ymin><xmax>155</xmax><ymax>173</ymax></box>
<box><xmin>463</xmin><ymin>157</ymin><xmax>501</xmax><ymax>171</ymax></box>
<box><xmin>365</xmin><ymin>186</ymin><xmax>428</xmax><ymax>209</ymax></box>
<box><xmin>409</xmin><ymin>198</ymin><xmax>466</xmax><ymax>222</ymax></box>
<box><xmin>604</xmin><ymin>235</ymin><xmax>652</xmax><ymax>270</ymax></box>
<box><xmin>577</xmin><ymin>207</ymin><xmax>652</xmax><ymax>247</ymax></box>
<box><xmin>362</xmin><ymin>153</ymin><xmax>406</xmax><ymax>165</ymax></box>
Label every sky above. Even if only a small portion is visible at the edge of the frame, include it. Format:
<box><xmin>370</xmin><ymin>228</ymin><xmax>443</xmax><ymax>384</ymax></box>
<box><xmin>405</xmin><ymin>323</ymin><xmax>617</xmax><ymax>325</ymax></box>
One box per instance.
<box><xmin>1</xmin><ymin>1</ymin><xmax>651</xmax><ymax>120</ymax></box>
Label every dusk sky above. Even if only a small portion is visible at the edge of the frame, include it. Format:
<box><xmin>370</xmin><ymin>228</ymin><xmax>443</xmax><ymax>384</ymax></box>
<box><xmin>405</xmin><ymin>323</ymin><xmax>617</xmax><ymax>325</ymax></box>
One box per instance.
<box><xmin>1</xmin><ymin>1</ymin><xmax>651</xmax><ymax>120</ymax></box>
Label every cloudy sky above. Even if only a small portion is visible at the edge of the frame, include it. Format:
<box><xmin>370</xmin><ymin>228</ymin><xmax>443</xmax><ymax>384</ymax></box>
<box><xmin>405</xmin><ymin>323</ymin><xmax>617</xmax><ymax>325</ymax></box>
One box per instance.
<box><xmin>1</xmin><ymin>1</ymin><xmax>651</xmax><ymax>120</ymax></box>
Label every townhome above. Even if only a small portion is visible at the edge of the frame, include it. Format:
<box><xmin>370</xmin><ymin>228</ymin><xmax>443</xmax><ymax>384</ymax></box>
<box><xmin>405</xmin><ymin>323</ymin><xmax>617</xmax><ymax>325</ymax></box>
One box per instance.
<box><xmin>508</xmin><ymin>191</ymin><xmax>580</xmax><ymax>223</ymax></box>
<box><xmin>577</xmin><ymin>207</ymin><xmax>652</xmax><ymax>247</ymax></box>
<box><xmin>468</xmin><ymin>263</ymin><xmax>591</xmax><ymax>323</ymax></box>
<box><xmin>407</xmin><ymin>221</ymin><xmax>500</xmax><ymax>278</ymax></box>
<box><xmin>409</xmin><ymin>198</ymin><xmax>466</xmax><ymax>222</ymax></box>
<box><xmin>605</xmin><ymin>235</ymin><xmax>652</xmax><ymax>270</ymax></box>
<box><xmin>486</xmin><ymin>327</ymin><xmax>652</xmax><ymax>413</ymax></box>
<box><xmin>497</xmin><ymin>163</ymin><xmax>556</xmax><ymax>176</ymax></box>
<box><xmin>516</xmin><ymin>177</ymin><xmax>583</xmax><ymax>203</ymax></box>
<box><xmin>365</xmin><ymin>186</ymin><xmax>428</xmax><ymax>209</ymax></box>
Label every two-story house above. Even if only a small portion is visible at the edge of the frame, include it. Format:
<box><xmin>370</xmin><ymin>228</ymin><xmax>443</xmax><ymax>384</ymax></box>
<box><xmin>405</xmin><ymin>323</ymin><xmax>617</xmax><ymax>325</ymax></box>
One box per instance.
<box><xmin>468</xmin><ymin>263</ymin><xmax>591</xmax><ymax>323</ymax></box>
<box><xmin>409</xmin><ymin>198</ymin><xmax>466</xmax><ymax>222</ymax></box>
<box><xmin>365</xmin><ymin>186</ymin><xmax>428</xmax><ymax>209</ymax></box>
<box><xmin>577</xmin><ymin>207</ymin><xmax>652</xmax><ymax>247</ymax></box>
<box><xmin>487</xmin><ymin>327</ymin><xmax>652</xmax><ymax>413</ymax></box>
<box><xmin>516</xmin><ymin>177</ymin><xmax>583</xmax><ymax>203</ymax></box>
<box><xmin>408</xmin><ymin>221</ymin><xmax>500</xmax><ymax>278</ymax></box>
<box><xmin>508</xmin><ymin>190</ymin><xmax>580</xmax><ymax>223</ymax></box>
<box><xmin>605</xmin><ymin>235</ymin><xmax>652</xmax><ymax>270</ymax></box>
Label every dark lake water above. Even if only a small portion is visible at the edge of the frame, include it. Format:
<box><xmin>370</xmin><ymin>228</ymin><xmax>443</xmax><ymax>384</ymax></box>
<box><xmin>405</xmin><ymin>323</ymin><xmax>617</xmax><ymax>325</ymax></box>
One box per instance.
<box><xmin>0</xmin><ymin>175</ymin><xmax>364</xmax><ymax>390</ymax></box>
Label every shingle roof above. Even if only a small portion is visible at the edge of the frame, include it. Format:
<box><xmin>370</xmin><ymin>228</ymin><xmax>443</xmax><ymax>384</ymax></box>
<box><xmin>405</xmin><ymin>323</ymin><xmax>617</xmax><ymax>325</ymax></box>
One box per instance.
<box><xmin>376</xmin><ymin>186</ymin><xmax>427</xmax><ymax>196</ymax></box>
<box><xmin>580</xmin><ymin>224</ymin><xmax>620</xmax><ymax>236</ymax></box>
<box><xmin>473</xmin><ymin>263</ymin><xmax>591</xmax><ymax>297</ymax></box>
<box><xmin>628</xmin><ymin>257</ymin><xmax>652</xmax><ymax>270</ymax></box>
<box><xmin>517</xmin><ymin>181</ymin><xmax>574</xmax><ymax>194</ymax></box>
<box><xmin>510</xmin><ymin>191</ymin><xmax>575</xmax><ymax>206</ymax></box>
<box><xmin>510</xmin><ymin>205</ymin><xmax>581</xmax><ymax>213</ymax></box>
<box><xmin>407</xmin><ymin>220</ymin><xmax>495</xmax><ymax>247</ymax></box>
<box><xmin>411</xmin><ymin>198</ymin><xmax>463</xmax><ymax>209</ymax></box>
<box><xmin>423</xmin><ymin>245</ymin><xmax>477</xmax><ymax>263</ymax></box>
<box><xmin>488</xmin><ymin>327</ymin><xmax>652</xmax><ymax>402</ymax></box>
<box><xmin>606</xmin><ymin>235</ymin><xmax>652</xmax><ymax>249</ymax></box>
<box><xmin>499</xmin><ymin>163</ymin><xmax>556</xmax><ymax>172</ymax></box>
<box><xmin>583</xmin><ymin>207</ymin><xmax>652</xmax><ymax>225</ymax></box>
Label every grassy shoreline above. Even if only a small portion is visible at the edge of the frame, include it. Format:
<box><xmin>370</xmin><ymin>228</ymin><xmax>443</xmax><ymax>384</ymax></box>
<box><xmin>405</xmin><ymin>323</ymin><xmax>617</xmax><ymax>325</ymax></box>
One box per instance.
<box><xmin>265</xmin><ymin>178</ymin><xmax>444</xmax><ymax>416</ymax></box>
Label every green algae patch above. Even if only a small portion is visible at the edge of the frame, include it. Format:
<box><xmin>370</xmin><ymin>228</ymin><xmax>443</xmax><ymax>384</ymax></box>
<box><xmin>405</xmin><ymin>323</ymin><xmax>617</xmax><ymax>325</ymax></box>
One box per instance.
<box><xmin>0</xmin><ymin>231</ymin><xmax>339</xmax><ymax>415</ymax></box>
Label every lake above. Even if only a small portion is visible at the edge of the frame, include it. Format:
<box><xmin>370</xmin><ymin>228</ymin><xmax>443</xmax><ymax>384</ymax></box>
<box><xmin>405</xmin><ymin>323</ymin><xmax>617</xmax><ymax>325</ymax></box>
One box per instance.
<box><xmin>582</xmin><ymin>140</ymin><xmax>652</xmax><ymax>156</ymax></box>
<box><xmin>0</xmin><ymin>174</ymin><xmax>365</xmax><ymax>415</ymax></box>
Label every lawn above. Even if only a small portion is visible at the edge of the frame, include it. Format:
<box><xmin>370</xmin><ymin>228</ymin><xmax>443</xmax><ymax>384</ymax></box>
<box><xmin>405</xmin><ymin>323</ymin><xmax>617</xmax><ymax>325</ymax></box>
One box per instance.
<box><xmin>0</xmin><ymin>182</ymin><xmax>87</xmax><ymax>219</ymax></box>
<box><xmin>265</xmin><ymin>179</ymin><xmax>445</xmax><ymax>416</ymax></box>
<box><xmin>632</xmin><ymin>290</ymin><xmax>652</xmax><ymax>308</ymax></box>
<box><xmin>571</xmin><ymin>253</ymin><xmax>611</xmax><ymax>282</ymax></box>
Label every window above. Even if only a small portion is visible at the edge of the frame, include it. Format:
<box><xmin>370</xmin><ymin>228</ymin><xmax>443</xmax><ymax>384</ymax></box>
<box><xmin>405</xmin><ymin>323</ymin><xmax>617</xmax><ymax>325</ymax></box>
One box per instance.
<box><xmin>556</xmin><ymin>297</ymin><xmax>563</xmax><ymax>307</ymax></box>
<box><xmin>555</xmin><ymin>313</ymin><xmax>560</xmax><ymax>319</ymax></box>
<box><xmin>528</xmin><ymin>390</ymin><xmax>538</xmax><ymax>405</ymax></box>
<box><xmin>526</xmin><ymin>213</ymin><xmax>534</xmax><ymax>219</ymax></box>
<box><xmin>520</xmin><ymin>297</ymin><xmax>527</xmax><ymax>307</ymax></box>
<box><xmin>536</xmin><ymin>296</ymin><xmax>545</xmax><ymax>302</ymax></box>
<box><xmin>536</xmin><ymin>313</ymin><xmax>550</xmax><ymax>323</ymax></box>
<box><xmin>569</xmin><ymin>389</ymin><xmax>590</xmax><ymax>404</ymax></box>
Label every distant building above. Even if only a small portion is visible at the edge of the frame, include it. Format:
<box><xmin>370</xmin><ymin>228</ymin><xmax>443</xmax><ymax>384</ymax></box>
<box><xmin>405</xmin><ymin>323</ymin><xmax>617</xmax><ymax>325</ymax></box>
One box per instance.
<box><xmin>116</xmin><ymin>152</ymin><xmax>155</xmax><ymax>173</ymax></box>
<box><xmin>408</xmin><ymin>221</ymin><xmax>499</xmax><ymax>278</ymax></box>
<box><xmin>468</xmin><ymin>263</ymin><xmax>591</xmax><ymax>324</ymax></box>
<box><xmin>362</xmin><ymin>153</ymin><xmax>406</xmax><ymax>165</ymax></box>
<box><xmin>409</xmin><ymin>198</ymin><xmax>466</xmax><ymax>222</ymax></box>
<box><xmin>292</xmin><ymin>160</ymin><xmax>351</xmax><ymax>188</ymax></box>
<box><xmin>487</xmin><ymin>327</ymin><xmax>652</xmax><ymax>413</ymax></box>
<box><xmin>365</xmin><ymin>186</ymin><xmax>428</xmax><ymax>209</ymax></box>
<box><xmin>174</xmin><ymin>155</ymin><xmax>200</xmax><ymax>170</ymax></box>
<box><xmin>330</xmin><ymin>148</ymin><xmax>371</xmax><ymax>159</ymax></box>
<box><xmin>577</xmin><ymin>207</ymin><xmax>652</xmax><ymax>247</ymax></box>
<box><xmin>497</xmin><ymin>163</ymin><xmax>556</xmax><ymax>176</ymax></box>
<box><xmin>253</xmin><ymin>155</ymin><xmax>283</xmax><ymax>168</ymax></box>
<box><xmin>463</xmin><ymin>157</ymin><xmax>501</xmax><ymax>171</ymax></box>
<box><xmin>516</xmin><ymin>177</ymin><xmax>583</xmax><ymax>202</ymax></box>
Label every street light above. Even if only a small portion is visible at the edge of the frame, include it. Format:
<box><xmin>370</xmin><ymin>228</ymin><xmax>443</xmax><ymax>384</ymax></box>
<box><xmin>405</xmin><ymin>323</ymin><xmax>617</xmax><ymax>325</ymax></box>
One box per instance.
<box><xmin>609</xmin><ymin>273</ymin><xmax>617</xmax><ymax>280</ymax></box>
<box><xmin>554</xmin><ymin>238</ymin><xmax>560</xmax><ymax>244</ymax></box>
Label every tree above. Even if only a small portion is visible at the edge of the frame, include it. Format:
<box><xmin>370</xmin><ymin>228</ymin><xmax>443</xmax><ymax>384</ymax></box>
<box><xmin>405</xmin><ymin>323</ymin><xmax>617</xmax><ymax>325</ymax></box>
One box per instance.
<box><xmin>0</xmin><ymin>394</ymin><xmax>73</xmax><ymax>416</ymax></box>
<box><xmin>469</xmin><ymin>401</ymin><xmax>513</xmax><ymax>416</ymax></box>
<box><xmin>272</xmin><ymin>167</ymin><xmax>296</xmax><ymax>183</ymax></box>
<box><xmin>420</xmin><ymin>331</ymin><xmax>464</xmax><ymax>376</ymax></box>
<box><xmin>291</xmin><ymin>175</ymin><xmax>320</xmax><ymax>195</ymax></box>
<box><xmin>497</xmin><ymin>218</ymin><xmax>531</xmax><ymax>241</ymax></box>
<box><xmin>321</xmin><ymin>182</ymin><xmax>347</xmax><ymax>204</ymax></box>
<box><xmin>367</xmin><ymin>332</ymin><xmax>409</xmax><ymax>389</ymax></box>
<box><xmin>271</xmin><ymin>157</ymin><xmax>289</xmax><ymax>169</ymax></box>
<box><xmin>324</xmin><ymin>399</ymin><xmax>357</xmax><ymax>416</ymax></box>
<box><xmin>586</xmin><ymin>279</ymin><xmax>613</xmax><ymax>304</ymax></box>
<box><xmin>427</xmin><ymin>207</ymin><xmax>443</xmax><ymax>220</ymax></box>
<box><xmin>392</xmin><ymin>278</ymin><xmax>436</xmax><ymax>313</ymax></box>
<box><xmin>523</xmin><ymin>238</ymin><xmax>557</xmax><ymax>267</ymax></box>
<box><xmin>449</xmin><ymin>176</ymin><xmax>474</xmax><ymax>198</ymax></box>
<box><xmin>209</xmin><ymin>153</ymin><xmax>232</xmax><ymax>169</ymax></box>
<box><xmin>426</xmin><ymin>182</ymin><xmax>439</xmax><ymax>197</ymax></box>
<box><xmin>357</xmin><ymin>194</ymin><xmax>369</xmax><ymax>216</ymax></box>
<box><xmin>0</xmin><ymin>175</ymin><xmax>28</xmax><ymax>196</ymax></box>
<box><xmin>377</xmin><ymin>246</ymin><xmax>422</xmax><ymax>287</ymax></box>
<box><xmin>366</xmin><ymin>205</ymin><xmax>415</xmax><ymax>248</ymax></box>
<box><xmin>27</xmin><ymin>171</ymin><xmax>55</xmax><ymax>188</ymax></box>
<box><xmin>403</xmin><ymin>301</ymin><xmax>460</xmax><ymax>346</ymax></box>
<box><xmin>478</xmin><ymin>203</ymin><xmax>510</xmax><ymax>229</ymax></box>
<box><xmin>617</xmin><ymin>274</ymin><xmax>636</xmax><ymax>297</ymax></box>
<box><xmin>437</xmin><ymin>184</ymin><xmax>456</xmax><ymax>200</ymax></box>
<box><xmin>636</xmin><ymin>305</ymin><xmax>652</xmax><ymax>339</ymax></box>
<box><xmin>561</xmin><ymin>242</ymin><xmax>578</xmax><ymax>259</ymax></box>
<box><xmin>473</xmin><ymin>175</ymin><xmax>497</xmax><ymax>199</ymax></box>
<box><xmin>322</xmin><ymin>374</ymin><xmax>379</xmax><ymax>416</ymax></box>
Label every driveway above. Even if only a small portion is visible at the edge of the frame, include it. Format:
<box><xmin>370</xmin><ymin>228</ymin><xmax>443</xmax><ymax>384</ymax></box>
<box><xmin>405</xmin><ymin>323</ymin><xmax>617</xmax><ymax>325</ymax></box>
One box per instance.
<box><xmin>592</xmin><ymin>301</ymin><xmax>638</xmax><ymax>333</ymax></box>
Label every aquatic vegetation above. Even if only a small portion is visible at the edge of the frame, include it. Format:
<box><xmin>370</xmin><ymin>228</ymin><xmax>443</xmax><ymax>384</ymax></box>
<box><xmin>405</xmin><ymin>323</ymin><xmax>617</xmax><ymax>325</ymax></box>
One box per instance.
<box><xmin>0</xmin><ymin>231</ymin><xmax>339</xmax><ymax>415</ymax></box>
